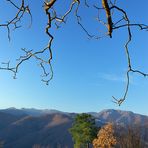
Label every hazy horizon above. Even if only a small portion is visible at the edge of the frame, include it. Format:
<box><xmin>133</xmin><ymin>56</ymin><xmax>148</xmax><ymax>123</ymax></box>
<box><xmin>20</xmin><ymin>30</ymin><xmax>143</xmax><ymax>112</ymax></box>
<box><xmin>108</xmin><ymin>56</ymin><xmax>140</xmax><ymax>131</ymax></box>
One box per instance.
<box><xmin>0</xmin><ymin>1</ymin><xmax>148</xmax><ymax>116</ymax></box>
<box><xmin>0</xmin><ymin>107</ymin><xmax>148</xmax><ymax>116</ymax></box>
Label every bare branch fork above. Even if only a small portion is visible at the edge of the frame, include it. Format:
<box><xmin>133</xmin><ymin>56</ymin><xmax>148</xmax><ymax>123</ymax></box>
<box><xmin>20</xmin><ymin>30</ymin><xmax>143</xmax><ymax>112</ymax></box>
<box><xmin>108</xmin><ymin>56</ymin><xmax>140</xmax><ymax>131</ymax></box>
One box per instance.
<box><xmin>0</xmin><ymin>0</ymin><xmax>148</xmax><ymax>105</ymax></box>
<box><xmin>0</xmin><ymin>0</ymin><xmax>83</xmax><ymax>85</ymax></box>
<box><xmin>103</xmin><ymin>2</ymin><xmax>148</xmax><ymax>105</ymax></box>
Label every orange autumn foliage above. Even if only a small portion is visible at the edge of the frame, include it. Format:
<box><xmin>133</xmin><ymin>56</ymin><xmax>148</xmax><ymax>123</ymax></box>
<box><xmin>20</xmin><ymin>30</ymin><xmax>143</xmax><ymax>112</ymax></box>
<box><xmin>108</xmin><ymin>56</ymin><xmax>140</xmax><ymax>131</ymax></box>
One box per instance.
<box><xmin>93</xmin><ymin>123</ymin><xmax>117</xmax><ymax>148</ymax></box>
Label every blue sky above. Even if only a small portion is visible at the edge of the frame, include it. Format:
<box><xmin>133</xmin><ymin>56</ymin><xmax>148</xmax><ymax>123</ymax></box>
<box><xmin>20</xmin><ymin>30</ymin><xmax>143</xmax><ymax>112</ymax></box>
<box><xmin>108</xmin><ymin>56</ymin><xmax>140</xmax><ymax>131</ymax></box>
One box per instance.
<box><xmin>0</xmin><ymin>0</ymin><xmax>148</xmax><ymax>115</ymax></box>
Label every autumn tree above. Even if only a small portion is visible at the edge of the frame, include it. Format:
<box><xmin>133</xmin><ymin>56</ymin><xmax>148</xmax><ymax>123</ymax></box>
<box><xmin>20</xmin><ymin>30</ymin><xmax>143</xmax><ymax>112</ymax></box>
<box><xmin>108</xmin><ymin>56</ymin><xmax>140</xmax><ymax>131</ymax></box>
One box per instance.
<box><xmin>93</xmin><ymin>123</ymin><xmax>117</xmax><ymax>148</ymax></box>
<box><xmin>0</xmin><ymin>0</ymin><xmax>148</xmax><ymax>104</ymax></box>
<box><xmin>69</xmin><ymin>113</ymin><xmax>98</xmax><ymax>148</ymax></box>
<box><xmin>115</xmin><ymin>124</ymin><xmax>148</xmax><ymax>148</ymax></box>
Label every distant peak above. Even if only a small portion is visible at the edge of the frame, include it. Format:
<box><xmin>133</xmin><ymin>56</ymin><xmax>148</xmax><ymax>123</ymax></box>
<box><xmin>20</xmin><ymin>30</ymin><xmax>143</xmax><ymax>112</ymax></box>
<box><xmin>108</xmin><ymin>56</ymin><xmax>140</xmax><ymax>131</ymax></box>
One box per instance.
<box><xmin>7</xmin><ymin>107</ymin><xmax>17</xmax><ymax>110</ymax></box>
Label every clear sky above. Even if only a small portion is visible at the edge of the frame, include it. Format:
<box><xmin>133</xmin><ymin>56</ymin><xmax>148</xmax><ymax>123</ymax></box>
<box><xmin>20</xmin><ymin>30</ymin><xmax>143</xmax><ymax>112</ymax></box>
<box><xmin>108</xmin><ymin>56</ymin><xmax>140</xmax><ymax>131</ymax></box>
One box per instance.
<box><xmin>0</xmin><ymin>0</ymin><xmax>148</xmax><ymax>115</ymax></box>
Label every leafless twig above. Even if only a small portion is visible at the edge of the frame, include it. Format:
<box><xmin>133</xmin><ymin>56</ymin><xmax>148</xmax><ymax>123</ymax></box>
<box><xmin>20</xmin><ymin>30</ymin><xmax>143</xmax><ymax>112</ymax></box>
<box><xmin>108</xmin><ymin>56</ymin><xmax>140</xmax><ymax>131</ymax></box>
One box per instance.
<box><xmin>0</xmin><ymin>0</ymin><xmax>148</xmax><ymax>104</ymax></box>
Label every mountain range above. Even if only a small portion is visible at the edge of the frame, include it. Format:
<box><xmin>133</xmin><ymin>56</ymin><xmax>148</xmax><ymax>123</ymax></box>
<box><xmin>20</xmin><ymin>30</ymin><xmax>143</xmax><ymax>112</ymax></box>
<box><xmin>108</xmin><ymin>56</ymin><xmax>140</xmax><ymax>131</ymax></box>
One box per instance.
<box><xmin>0</xmin><ymin>108</ymin><xmax>148</xmax><ymax>148</ymax></box>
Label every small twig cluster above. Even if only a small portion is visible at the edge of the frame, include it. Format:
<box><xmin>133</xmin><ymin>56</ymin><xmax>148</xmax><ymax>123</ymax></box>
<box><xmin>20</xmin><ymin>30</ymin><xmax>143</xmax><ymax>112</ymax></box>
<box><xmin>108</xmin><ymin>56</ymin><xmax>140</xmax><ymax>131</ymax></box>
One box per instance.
<box><xmin>0</xmin><ymin>0</ymin><xmax>32</xmax><ymax>41</ymax></box>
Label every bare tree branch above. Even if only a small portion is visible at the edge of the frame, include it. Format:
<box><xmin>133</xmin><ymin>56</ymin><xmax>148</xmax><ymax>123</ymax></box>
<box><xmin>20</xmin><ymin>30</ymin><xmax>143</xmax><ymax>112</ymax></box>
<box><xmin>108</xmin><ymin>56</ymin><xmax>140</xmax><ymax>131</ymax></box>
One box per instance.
<box><xmin>0</xmin><ymin>0</ymin><xmax>148</xmax><ymax>104</ymax></box>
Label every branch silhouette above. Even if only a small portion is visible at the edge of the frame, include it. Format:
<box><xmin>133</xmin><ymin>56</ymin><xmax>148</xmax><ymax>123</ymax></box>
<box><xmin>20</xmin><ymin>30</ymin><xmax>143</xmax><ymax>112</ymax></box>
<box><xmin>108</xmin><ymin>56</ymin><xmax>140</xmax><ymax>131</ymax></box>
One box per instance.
<box><xmin>0</xmin><ymin>0</ymin><xmax>148</xmax><ymax>105</ymax></box>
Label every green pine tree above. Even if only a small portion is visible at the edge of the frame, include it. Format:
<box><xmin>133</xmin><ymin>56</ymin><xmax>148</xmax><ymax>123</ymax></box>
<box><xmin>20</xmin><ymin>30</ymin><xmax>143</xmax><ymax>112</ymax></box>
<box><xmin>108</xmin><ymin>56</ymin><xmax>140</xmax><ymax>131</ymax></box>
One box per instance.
<box><xmin>69</xmin><ymin>113</ymin><xmax>98</xmax><ymax>148</ymax></box>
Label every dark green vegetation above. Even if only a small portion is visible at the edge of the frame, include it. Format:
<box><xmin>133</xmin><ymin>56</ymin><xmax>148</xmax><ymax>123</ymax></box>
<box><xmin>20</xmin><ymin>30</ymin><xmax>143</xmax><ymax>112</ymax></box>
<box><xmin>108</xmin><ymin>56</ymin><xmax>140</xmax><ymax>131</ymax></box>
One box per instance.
<box><xmin>69</xmin><ymin>114</ymin><xmax>98</xmax><ymax>148</ymax></box>
<box><xmin>0</xmin><ymin>108</ymin><xmax>148</xmax><ymax>148</ymax></box>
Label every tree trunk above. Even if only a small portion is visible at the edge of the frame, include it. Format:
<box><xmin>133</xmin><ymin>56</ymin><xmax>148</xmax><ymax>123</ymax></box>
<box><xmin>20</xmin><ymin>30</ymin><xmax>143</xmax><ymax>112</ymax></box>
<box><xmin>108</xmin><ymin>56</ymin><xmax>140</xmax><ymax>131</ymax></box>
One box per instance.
<box><xmin>86</xmin><ymin>143</ymin><xmax>89</xmax><ymax>148</ymax></box>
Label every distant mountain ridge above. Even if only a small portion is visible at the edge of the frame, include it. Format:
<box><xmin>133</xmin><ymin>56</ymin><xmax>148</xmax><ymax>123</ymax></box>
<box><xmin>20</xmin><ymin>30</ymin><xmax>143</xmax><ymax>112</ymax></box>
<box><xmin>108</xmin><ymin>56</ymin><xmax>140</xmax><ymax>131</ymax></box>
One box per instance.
<box><xmin>91</xmin><ymin>109</ymin><xmax>148</xmax><ymax>126</ymax></box>
<box><xmin>0</xmin><ymin>112</ymin><xmax>74</xmax><ymax>148</ymax></box>
<box><xmin>1</xmin><ymin>108</ymin><xmax>148</xmax><ymax>125</ymax></box>
<box><xmin>0</xmin><ymin>108</ymin><xmax>148</xmax><ymax>148</ymax></box>
<box><xmin>0</xmin><ymin>107</ymin><xmax>67</xmax><ymax>117</ymax></box>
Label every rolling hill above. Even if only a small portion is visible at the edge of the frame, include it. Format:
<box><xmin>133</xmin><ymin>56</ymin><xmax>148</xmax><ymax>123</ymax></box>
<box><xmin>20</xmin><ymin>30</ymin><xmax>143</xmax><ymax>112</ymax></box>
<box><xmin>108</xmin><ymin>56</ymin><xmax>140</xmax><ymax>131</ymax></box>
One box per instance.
<box><xmin>0</xmin><ymin>108</ymin><xmax>148</xmax><ymax>148</ymax></box>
